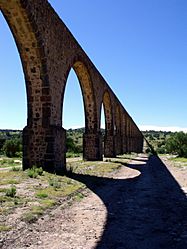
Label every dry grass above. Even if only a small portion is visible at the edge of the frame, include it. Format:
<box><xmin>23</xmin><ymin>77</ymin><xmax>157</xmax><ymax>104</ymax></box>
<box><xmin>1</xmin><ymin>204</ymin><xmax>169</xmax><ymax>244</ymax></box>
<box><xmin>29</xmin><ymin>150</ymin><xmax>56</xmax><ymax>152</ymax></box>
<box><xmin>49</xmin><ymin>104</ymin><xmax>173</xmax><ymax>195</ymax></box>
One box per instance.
<box><xmin>0</xmin><ymin>155</ymin><xmax>132</xmax><ymax>229</ymax></box>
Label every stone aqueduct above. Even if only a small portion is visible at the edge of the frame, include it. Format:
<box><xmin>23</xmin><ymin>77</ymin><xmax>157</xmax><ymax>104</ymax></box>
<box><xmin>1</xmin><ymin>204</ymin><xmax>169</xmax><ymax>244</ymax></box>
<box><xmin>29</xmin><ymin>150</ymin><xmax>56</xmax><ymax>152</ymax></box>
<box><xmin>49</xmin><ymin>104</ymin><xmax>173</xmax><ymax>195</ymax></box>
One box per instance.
<box><xmin>0</xmin><ymin>0</ymin><xmax>144</xmax><ymax>174</ymax></box>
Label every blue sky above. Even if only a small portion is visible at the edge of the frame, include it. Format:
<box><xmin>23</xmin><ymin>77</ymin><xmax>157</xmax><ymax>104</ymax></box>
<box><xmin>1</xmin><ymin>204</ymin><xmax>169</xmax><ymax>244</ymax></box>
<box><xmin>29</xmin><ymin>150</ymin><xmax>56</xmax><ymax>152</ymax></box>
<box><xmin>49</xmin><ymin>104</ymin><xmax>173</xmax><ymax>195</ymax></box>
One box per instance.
<box><xmin>0</xmin><ymin>0</ymin><xmax>187</xmax><ymax>131</ymax></box>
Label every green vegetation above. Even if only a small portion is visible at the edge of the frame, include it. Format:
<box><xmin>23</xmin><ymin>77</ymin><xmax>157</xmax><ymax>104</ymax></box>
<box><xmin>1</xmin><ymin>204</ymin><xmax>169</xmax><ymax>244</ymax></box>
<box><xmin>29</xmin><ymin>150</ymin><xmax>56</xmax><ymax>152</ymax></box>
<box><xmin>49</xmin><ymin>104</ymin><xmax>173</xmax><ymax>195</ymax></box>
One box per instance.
<box><xmin>36</xmin><ymin>191</ymin><xmax>48</xmax><ymax>199</ymax></box>
<box><xmin>0</xmin><ymin>130</ymin><xmax>22</xmax><ymax>156</ymax></box>
<box><xmin>5</xmin><ymin>185</ymin><xmax>16</xmax><ymax>198</ymax></box>
<box><xmin>0</xmin><ymin>157</ymin><xmax>21</xmax><ymax>169</ymax></box>
<box><xmin>0</xmin><ymin>128</ymin><xmax>84</xmax><ymax>160</ymax></box>
<box><xmin>22</xmin><ymin>205</ymin><xmax>45</xmax><ymax>223</ymax></box>
<box><xmin>143</xmin><ymin>130</ymin><xmax>187</xmax><ymax>158</ymax></box>
<box><xmin>166</xmin><ymin>132</ymin><xmax>187</xmax><ymax>157</ymax></box>
<box><xmin>27</xmin><ymin>166</ymin><xmax>43</xmax><ymax>178</ymax></box>
<box><xmin>48</xmin><ymin>176</ymin><xmax>62</xmax><ymax>189</ymax></box>
<box><xmin>170</xmin><ymin>157</ymin><xmax>187</xmax><ymax>163</ymax></box>
<box><xmin>0</xmin><ymin>155</ymin><xmax>129</xmax><ymax>227</ymax></box>
<box><xmin>66</xmin><ymin>129</ymin><xmax>84</xmax><ymax>157</ymax></box>
<box><xmin>2</xmin><ymin>138</ymin><xmax>22</xmax><ymax>157</ymax></box>
<box><xmin>0</xmin><ymin>225</ymin><xmax>11</xmax><ymax>232</ymax></box>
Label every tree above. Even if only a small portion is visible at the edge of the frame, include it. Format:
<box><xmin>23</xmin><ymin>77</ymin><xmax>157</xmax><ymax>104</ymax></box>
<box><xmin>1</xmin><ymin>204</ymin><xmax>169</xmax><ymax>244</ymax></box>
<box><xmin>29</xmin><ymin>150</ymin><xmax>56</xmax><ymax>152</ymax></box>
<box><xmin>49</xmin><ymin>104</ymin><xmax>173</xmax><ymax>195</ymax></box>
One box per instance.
<box><xmin>66</xmin><ymin>136</ymin><xmax>82</xmax><ymax>153</ymax></box>
<box><xmin>166</xmin><ymin>132</ymin><xmax>187</xmax><ymax>157</ymax></box>
<box><xmin>2</xmin><ymin>138</ymin><xmax>22</xmax><ymax>157</ymax></box>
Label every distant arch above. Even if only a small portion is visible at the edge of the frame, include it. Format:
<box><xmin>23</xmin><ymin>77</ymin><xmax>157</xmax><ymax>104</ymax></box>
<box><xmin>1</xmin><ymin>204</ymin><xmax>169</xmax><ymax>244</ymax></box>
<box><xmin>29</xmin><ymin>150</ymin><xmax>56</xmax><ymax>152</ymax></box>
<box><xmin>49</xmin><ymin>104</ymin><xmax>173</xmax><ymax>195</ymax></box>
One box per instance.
<box><xmin>101</xmin><ymin>90</ymin><xmax>113</xmax><ymax>133</ymax></box>
<box><xmin>100</xmin><ymin>90</ymin><xmax>116</xmax><ymax>157</ymax></box>
<box><xmin>115</xmin><ymin>104</ymin><xmax>121</xmax><ymax>134</ymax></box>
<box><xmin>115</xmin><ymin>104</ymin><xmax>122</xmax><ymax>154</ymax></box>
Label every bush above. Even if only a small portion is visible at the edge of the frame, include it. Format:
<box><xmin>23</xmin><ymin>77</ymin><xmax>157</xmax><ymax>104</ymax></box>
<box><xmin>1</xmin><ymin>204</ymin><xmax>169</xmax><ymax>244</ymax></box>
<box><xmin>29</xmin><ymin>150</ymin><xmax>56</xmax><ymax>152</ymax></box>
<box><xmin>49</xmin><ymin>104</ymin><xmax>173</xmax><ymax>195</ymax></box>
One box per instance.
<box><xmin>166</xmin><ymin>132</ymin><xmax>187</xmax><ymax>157</ymax></box>
<box><xmin>27</xmin><ymin>166</ymin><xmax>43</xmax><ymax>178</ymax></box>
<box><xmin>156</xmin><ymin>146</ymin><xmax>166</xmax><ymax>154</ymax></box>
<box><xmin>2</xmin><ymin>138</ymin><xmax>22</xmax><ymax>157</ymax></box>
<box><xmin>66</xmin><ymin>136</ymin><xmax>82</xmax><ymax>154</ymax></box>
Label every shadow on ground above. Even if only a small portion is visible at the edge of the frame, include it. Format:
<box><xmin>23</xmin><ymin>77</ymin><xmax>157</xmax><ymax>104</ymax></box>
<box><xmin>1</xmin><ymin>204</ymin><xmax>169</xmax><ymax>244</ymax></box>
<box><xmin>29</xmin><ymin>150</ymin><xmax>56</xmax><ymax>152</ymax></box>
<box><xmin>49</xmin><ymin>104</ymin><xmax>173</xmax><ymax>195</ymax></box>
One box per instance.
<box><xmin>66</xmin><ymin>155</ymin><xmax>187</xmax><ymax>249</ymax></box>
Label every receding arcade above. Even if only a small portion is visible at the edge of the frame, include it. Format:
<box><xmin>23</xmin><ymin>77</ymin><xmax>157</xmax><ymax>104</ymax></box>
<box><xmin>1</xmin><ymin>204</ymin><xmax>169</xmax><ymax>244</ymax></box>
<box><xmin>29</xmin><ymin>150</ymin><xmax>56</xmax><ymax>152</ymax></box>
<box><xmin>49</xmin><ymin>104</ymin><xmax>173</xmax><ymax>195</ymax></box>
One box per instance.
<box><xmin>0</xmin><ymin>0</ymin><xmax>143</xmax><ymax>174</ymax></box>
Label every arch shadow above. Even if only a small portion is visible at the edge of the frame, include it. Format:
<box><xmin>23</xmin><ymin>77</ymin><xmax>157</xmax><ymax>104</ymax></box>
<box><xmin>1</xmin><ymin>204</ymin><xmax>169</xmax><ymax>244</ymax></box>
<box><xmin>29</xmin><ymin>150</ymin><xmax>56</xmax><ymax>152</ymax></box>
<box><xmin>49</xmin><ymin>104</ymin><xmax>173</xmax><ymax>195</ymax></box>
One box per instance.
<box><xmin>66</xmin><ymin>155</ymin><xmax>187</xmax><ymax>249</ymax></box>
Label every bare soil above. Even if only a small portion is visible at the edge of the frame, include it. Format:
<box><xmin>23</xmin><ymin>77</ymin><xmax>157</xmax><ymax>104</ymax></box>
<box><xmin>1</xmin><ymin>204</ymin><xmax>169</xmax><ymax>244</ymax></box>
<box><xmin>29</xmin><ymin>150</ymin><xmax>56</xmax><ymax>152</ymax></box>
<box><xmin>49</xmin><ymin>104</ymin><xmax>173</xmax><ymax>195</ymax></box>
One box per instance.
<box><xmin>1</xmin><ymin>154</ymin><xmax>187</xmax><ymax>249</ymax></box>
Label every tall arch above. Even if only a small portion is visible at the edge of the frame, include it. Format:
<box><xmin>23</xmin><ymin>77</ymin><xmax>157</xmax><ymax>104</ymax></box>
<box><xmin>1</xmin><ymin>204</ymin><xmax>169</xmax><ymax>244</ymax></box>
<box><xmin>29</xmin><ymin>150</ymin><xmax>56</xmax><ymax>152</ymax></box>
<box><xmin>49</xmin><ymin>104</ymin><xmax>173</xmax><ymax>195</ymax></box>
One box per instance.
<box><xmin>0</xmin><ymin>12</ymin><xmax>26</xmax><ymax>129</ymax></box>
<box><xmin>62</xmin><ymin>60</ymin><xmax>102</xmax><ymax>160</ymax></box>
<box><xmin>0</xmin><ymin>2</ymin><xmax>55</xmax><ymax>171</ymax></box>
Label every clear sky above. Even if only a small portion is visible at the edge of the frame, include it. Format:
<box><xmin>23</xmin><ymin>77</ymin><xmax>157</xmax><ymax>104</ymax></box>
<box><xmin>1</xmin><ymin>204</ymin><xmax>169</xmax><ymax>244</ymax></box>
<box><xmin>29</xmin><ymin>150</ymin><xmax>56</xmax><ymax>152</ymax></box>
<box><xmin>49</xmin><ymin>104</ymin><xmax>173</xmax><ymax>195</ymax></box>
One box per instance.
<box><xmin>0</xmin><ymin>0</ymin><xmax>187</xmax><ymax>131</ymax></box>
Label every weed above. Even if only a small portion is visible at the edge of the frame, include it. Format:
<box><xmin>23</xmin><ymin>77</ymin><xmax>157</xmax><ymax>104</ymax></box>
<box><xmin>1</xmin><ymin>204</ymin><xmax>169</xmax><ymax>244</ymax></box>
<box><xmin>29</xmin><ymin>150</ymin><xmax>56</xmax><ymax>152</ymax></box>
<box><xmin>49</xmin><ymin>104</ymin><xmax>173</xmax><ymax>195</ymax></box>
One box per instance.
<box><xmin>0</xmin><ymin>225</ymin><xmax>11</xmax><ymax>232</ymax></box>
<box><xmin>36</xmin><ymin>191</ymin><xmax>48</xmax><ymax>199</ymax></box>
<box><xmin>170</xmin><ymin>157</ymin><xmax>187</xmax><ymax>163</ymax></box>
<box><xmin>5</xmin><ymin>185</ymin><xmax>16</xmax><ymax>198</ymax></box>
<box><xmin>22</xmin><ymin>206</ymin><xmax>44</xmax><ymax>223</ymax></box>
<box><xmin>11</xmin><ymin>166</ymin><xmax>20</xmax><ymax>171</ymax></box>
<box><xmin>75</xmin><ymin>192</ymin><xmax>85</xmax><ymax>201</ymax></box>
<box><xmin>27</xmin><ymin>168</ymin><xmax>38</xmax><ymax>178</ymax></box>
<box><xmin>36</xmin><ymin>167</ymin><xmax>43</xmax><ymax>176</ymax></box>
<box><xmin>48</xmin><ymin>177</ymin><xmax>61</xmax><ymax>189</ymax></box>
<box><xmin>0</xmin><ymin>188</ymin><xmax>7</xmax><ymax>193</ymax></box>
<box><xmin>0</xmin><ymin>171</ymin><xmax>26</xmax><ymax>185</ymax></box>
<box><xmin>27</xmin><ymin>166</ymin><xmax>43</xmax><ymax>178</ymax></box>
<box><xmin>40</xmin><ymin>199</ymin><xmax>56</xmax><ymax>208</ymax></box>
<box><xmin>6</xmin><ymin>179</ymin><xmax>19</xmax><ymax>185</ymax></box>
<box><xmin>22</xmin><ymin>212</ymin><xmax>37</xmax><ymax>223</ymax></box>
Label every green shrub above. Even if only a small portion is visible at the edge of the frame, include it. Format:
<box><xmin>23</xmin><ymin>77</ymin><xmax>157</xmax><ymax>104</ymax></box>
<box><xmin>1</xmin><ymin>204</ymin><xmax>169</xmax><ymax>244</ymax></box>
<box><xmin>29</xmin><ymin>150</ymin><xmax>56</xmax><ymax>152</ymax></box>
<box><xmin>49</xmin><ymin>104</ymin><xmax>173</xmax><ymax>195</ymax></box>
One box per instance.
<box><xmin>48</xmin><ymin>177</ymin><xmax>61</xmax><ymax>189</ymax></box>
<box><xmin>156</xmin><ymin>146</ymin><xmax>166</xmax><ymax>154</ymax></box>
<box><xmin>5</xmin><ymin>185</ymin><xmax>16</xmax><ymax>197</ymax></box>
<box><xmin>27</xmin><ymin>166</ymin><xmax>43</xmax><ymax>178</ymax></box>
<box><xmin>66</xmin><ymin>136</ymin><xmax>82</xmax><ymax>154</ymax></box>
<box><xmin>36</xmin><ymin>167</ymin><xmax>43</xmax><ymax>176</ymax></box>
<box><xmin>2</xmin><ymin>138</ymin><xmax>22</xmax><ymax>157</ymax></box>
<box><xmin>166</xmin><ymin>132</ymin><xmax>187</xmax><ymax>157</ymax></box>
<box><xmin>27</xmin><ymin>168</ymin><xmax>38</xmax><ymax>178</ymax></box>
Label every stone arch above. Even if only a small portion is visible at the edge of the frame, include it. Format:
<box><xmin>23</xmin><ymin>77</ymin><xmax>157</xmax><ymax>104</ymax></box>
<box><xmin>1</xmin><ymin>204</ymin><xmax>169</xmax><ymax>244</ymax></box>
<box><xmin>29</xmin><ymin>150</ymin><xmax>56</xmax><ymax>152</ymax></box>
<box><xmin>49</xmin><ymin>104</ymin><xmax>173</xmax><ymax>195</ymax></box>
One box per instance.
<box><xmin>0</xmin><ymin>2</ymin><xmax>54</xmax><ymax>170</ymax></box>
<box><xmin>62</xmin><ymin>59</ymin><xmax>102</xmax><ymax>161</ymax></box>
<box><xmin>0</xmin><ymin>2</ymin><xmax>49</xmax><ymax>126</ymax></box>
<box><xmin>62</xmin><ymin>60</ymin><xmax>97</xmax><ymax>133</ymax></box>
<box><xmin>100</xmin><ymin>90</ymin><xmax>116</xmax><ymax>157</ymax></box>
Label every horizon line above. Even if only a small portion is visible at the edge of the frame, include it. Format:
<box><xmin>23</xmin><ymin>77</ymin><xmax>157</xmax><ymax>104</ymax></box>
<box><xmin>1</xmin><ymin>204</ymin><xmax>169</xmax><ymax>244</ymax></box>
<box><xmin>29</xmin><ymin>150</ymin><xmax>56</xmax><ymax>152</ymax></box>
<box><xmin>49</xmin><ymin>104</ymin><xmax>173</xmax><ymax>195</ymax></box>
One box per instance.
<box><xmin>0</xmin><ymin>125</ymin><xmax>187</xmax><ymax>133</ymax></box>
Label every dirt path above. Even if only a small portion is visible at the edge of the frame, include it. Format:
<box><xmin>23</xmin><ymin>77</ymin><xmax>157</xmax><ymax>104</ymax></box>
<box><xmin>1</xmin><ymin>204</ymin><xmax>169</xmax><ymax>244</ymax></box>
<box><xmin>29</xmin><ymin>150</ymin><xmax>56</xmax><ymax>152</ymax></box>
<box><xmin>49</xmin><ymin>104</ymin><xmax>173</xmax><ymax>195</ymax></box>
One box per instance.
<box><xmin>1</xmin><ymin>155</ymin><xmax>187</xmax><ymax>249</ymax></box>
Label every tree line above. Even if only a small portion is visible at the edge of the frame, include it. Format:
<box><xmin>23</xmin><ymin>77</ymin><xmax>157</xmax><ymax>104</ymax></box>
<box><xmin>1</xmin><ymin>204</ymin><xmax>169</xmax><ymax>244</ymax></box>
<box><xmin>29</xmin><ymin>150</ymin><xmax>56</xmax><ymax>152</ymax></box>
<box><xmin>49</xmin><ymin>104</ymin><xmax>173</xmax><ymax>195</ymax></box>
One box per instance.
<box><xmin>0</xmin><ymin>129</ymin><xmax>187</xmax><ymax>158</ymax></box>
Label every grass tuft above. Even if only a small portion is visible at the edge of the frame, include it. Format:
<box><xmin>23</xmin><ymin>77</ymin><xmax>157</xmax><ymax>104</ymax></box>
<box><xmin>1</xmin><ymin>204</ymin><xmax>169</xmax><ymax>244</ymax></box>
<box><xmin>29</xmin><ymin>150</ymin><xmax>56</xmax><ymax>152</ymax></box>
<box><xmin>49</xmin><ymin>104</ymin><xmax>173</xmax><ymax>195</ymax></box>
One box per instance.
<box><xmin>5</xmin><ymin>185</ymin><xmax>16</xmax><ymax>198</ymax></box>
<box><xmin>0</xmin><ymin>225</ymin><xmax>11</xmax><ymax>232</ymax></box>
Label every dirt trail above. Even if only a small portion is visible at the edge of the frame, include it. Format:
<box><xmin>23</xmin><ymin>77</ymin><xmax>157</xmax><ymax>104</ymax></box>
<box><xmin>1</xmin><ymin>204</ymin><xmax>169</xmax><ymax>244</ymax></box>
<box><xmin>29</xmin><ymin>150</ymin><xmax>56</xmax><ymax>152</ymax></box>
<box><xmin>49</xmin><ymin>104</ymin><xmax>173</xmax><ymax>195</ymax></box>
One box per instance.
<box><xmin>1</xmin><ymin>155</ymin><xmax>187</xmax><ymax>249</ymax></box>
